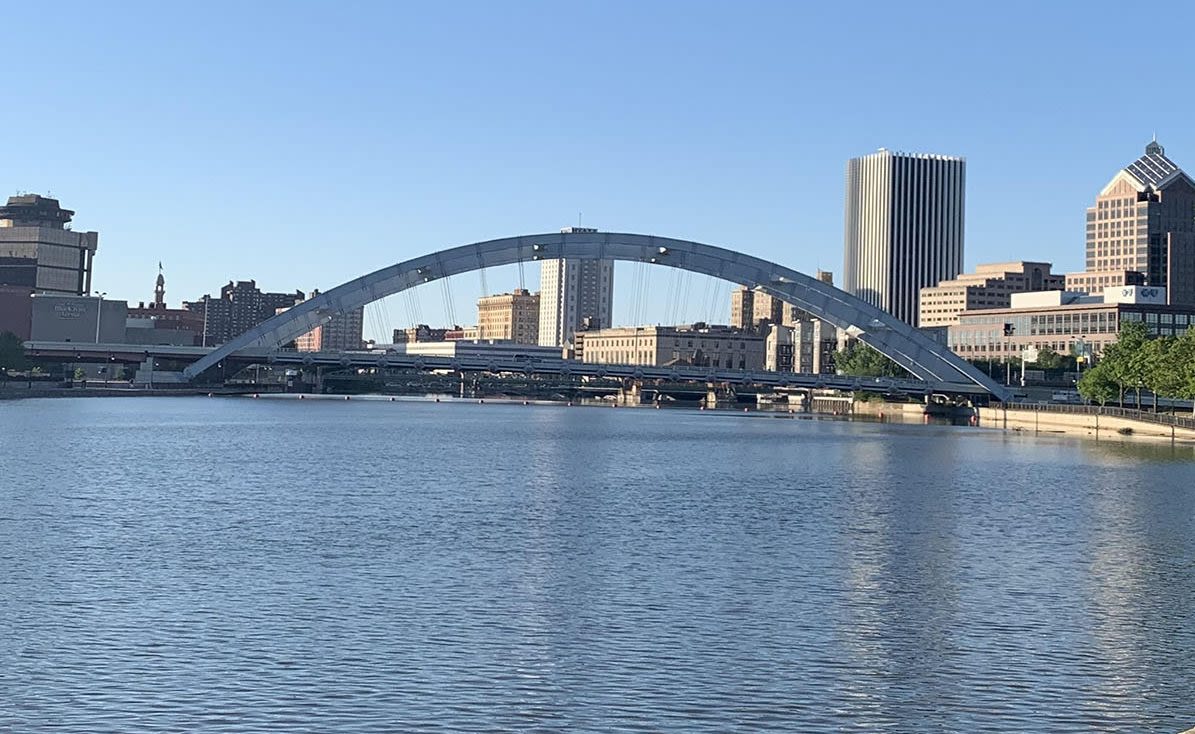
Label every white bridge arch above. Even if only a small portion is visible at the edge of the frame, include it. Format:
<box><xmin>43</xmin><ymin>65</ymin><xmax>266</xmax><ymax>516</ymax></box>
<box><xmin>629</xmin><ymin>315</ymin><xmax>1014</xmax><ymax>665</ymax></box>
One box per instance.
<box><xmin>183</xmin><ymin>231</ymin><xmax>1009</xmax><ymax>399</ymax></box>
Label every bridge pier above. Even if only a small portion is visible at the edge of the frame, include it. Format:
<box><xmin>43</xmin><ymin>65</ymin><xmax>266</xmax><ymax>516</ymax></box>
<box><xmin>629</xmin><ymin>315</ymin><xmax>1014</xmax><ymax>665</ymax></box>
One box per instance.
<box><xmin>703</xmin><ymin>383</ymin><xmax>735</xmax><ymax>410</ymax></box>
<box><xmin>618</xmin><ymin>381</ymin><xmax>643</xmax><ymax>406</ymax></box>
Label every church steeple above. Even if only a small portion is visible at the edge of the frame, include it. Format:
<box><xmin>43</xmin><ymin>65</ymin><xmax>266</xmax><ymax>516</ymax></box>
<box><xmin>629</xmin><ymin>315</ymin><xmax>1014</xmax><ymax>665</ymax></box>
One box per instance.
<box><xmin>154</xmin><ymin>262</ymin><xmax>165</xmax><ymax>307</ymax></box>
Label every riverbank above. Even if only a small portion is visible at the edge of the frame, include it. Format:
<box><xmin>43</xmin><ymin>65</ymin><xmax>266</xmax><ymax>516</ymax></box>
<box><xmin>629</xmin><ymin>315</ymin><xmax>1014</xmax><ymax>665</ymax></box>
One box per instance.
<box><xmin>978</xmin><ymin>404</ymin><xmax>1195</xmax><ymax>443</ymax></box>
<box><xmin>0</xmin><ymin>385</ymin><xmax>257</xmax><ymax>400</ymax></box>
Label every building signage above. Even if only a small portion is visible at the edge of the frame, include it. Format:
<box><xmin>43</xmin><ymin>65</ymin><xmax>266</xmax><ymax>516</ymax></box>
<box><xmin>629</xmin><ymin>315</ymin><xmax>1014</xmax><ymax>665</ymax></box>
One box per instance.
<box><xmin>53</xmin><ymin>302</ymin><xmax>86</xmax><ymax>320</ymax></box>
<box><xmin>1104</xmin><ymin>285</ymin><xmax>1167</xmax><ymax>305</ymax></box>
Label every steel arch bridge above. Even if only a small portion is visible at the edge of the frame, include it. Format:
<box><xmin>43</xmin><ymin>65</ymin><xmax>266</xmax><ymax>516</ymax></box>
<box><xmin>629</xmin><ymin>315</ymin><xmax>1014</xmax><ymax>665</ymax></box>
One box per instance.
<box><xmin>182</xmin><ymin>231</ymin><xmax>1009</xmax><ymax>400</ymax></box>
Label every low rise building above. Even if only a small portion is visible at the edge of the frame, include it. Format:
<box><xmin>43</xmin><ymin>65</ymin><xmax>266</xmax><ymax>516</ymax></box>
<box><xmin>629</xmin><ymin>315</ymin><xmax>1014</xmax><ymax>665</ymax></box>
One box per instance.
<box><xmin>393</xmin><ymin>325</ymin><xmax>448</xmax><ymax>343</ymax></box>
<box><xmin>767</xmin><ymin>321</ymin><xmax>837</xmax><ymax>374</ymax></box>
<box><xmin>946</xmin><ymin>285</ymin><xmax>1192</xmax><ymax>361</ymax></box>
<box><xmin>919</xmin><ymin>261</ymin><xmax>1065</xmax><ymax>327</ymax></box>
<box><xmin>1065</xmin><ymin>269</ymin><xmax>1146</xmax><ymax>296</ymax></box>
<box><xmin>30</xmin><ymin>294</ymin><xmax>127</xmax><ymax>343</ymax></box>
<box><xmin>390</xmin><ymin>340</ymin><xmax>560</xmax><ymax>362</ymax></box>
<box><xmin>580</xmin><ymin>325</ymin><xmax>765</xmax><ymax>370</ymax></box>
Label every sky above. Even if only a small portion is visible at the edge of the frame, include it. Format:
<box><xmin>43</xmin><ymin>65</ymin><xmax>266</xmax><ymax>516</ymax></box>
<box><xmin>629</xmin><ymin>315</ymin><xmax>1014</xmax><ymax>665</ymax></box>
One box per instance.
<box><xmin>8</xmin><ymin>0</ymin><xmax>1195</xmax><ymax>339</ymax></box>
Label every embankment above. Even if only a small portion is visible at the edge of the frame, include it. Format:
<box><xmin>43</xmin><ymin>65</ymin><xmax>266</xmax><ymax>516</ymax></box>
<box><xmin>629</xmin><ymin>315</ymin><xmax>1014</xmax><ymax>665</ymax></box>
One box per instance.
<box><xmin>978</xmin><ymin>405</ymin><xmax>1195</xmax><ymax>443</ymax></box>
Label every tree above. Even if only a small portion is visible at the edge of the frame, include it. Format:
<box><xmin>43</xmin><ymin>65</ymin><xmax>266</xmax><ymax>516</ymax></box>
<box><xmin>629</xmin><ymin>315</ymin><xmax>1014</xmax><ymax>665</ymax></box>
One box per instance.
<box><xmin>834</xmin><ymin>341</ymin><xmax>907</xmax><ymax>378</ymax></box>
<box><xmin>1077</xmin><ymin>361</ymin><xmax>1117</xmax><ymax>406</ymax></box>
<box><xmin>1142</xmin><ymin>336</ymin><xmax>1181</xmax><ymax>409</ymax></box>
<box><xmin>0</xmin><ymin>331</ymin><xmax>29</xmax><ymax>377</ymax></box>
<box><xmin>1103</xmin><ymin>320</ymin><xmax>1151</xmax><ymax>408</ymax></box>
<box><xmin>1036</xmin><ymin>346</ymin><xmax>1064</xmax><ymax>370</ymax></box>
<box><xmin>1172</xmin><ymin>329</ymin><xmax>1195</xmax><ymax>415</ymax></box>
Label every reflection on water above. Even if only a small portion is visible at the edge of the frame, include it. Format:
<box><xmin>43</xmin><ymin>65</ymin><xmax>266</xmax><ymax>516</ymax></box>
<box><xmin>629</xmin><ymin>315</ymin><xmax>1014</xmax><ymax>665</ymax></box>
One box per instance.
<box><xmin>1</xmin><ymin>398</ymin><xmax>1194</xmax><ymax>732</ymax></box>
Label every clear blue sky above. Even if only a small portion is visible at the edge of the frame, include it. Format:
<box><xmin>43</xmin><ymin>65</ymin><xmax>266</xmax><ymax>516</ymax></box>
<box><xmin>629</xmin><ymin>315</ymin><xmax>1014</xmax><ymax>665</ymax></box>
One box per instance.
<box><xmin>8</xmin><ymin>0</ymin><xmax>1195</xmax><ymax>337</ymax></box>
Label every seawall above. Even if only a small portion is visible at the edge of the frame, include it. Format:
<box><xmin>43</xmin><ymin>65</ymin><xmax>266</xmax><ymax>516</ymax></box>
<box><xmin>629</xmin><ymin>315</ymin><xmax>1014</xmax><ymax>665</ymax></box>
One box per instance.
<box><xmin>978</xmin><ymin>406</ymin><xmax>1195</xmax><ymax>443</ymax></box>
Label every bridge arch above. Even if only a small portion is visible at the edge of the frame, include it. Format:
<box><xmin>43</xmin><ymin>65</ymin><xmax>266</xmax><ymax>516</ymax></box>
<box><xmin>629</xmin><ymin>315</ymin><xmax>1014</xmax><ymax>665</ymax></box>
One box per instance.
<box><xmin>183</xmin><ymin>231</ymin><xmax>1008</xmax><ymax>399</ymax></box>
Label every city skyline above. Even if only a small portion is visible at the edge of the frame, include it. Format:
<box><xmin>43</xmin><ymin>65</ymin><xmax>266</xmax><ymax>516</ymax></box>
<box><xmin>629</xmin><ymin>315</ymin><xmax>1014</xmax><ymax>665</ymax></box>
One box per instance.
<box><xmin>6</xmin><ymin>1</ymin><xmax>1195</xmax><ymax>329</ymax></box>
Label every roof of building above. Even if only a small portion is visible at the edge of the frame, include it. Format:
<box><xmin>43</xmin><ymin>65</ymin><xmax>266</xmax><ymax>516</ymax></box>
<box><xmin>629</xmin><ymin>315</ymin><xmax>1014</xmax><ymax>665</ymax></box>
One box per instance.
<box><xmin>1101</xmin><ymin>140</ymin><xmax>1193</xmax><ymax>194</ymax></box>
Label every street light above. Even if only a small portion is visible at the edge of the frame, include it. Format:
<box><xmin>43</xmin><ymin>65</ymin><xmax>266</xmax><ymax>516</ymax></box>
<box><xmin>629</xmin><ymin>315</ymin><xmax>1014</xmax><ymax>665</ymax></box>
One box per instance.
<box><xmin>94</xmin><ymin>291</ymin><xmax>107</xmax><ymax>344</ymax></box>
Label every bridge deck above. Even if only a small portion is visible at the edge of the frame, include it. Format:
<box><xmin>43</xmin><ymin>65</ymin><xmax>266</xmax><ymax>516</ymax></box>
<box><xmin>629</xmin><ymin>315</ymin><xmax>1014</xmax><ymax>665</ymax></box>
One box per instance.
<box><xmin>23</xmin><ymin>341</ymin><xmax>997</xmax><ymax>396</ymax></box>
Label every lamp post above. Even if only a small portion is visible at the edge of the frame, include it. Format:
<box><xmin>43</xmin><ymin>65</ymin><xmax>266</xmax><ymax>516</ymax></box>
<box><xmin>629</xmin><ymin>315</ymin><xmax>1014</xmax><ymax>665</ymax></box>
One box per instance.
<box><xmin>94</xmin><ymin>291</ymin><xmax>107</xmax><ymax>344</ymax></box>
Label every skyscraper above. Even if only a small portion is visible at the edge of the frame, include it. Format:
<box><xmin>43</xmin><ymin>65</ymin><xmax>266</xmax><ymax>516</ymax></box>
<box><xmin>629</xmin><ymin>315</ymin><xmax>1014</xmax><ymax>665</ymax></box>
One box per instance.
<box><xmin>537</xmin><ymin>227</ymin><xmax>614</xmax><ymax>347</ymax></box>
<box><xmin>1065</xmin><ymin>140</ymin><xmax>1195</xmax><ymax>305</ymax></box>
<box><xmin>843</xmin><ymin>150</ymin><xmax>966</xmax><ymax>326</ymax></box>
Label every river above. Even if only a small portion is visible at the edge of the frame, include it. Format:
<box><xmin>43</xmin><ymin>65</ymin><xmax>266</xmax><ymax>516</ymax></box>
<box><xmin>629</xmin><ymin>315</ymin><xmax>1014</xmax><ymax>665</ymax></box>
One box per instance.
<box><xmin>2</xmin><ymin>397</ymin><xmax>1194</xmax><ymax>732</ymax></box>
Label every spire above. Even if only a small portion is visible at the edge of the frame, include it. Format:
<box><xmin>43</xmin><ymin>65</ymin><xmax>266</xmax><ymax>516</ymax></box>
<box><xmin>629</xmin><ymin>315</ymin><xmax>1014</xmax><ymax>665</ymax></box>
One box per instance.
<box><xmin>154</xmin><ymin>264</ymin><xmax>166</xmax><ymax>307</ymax></box>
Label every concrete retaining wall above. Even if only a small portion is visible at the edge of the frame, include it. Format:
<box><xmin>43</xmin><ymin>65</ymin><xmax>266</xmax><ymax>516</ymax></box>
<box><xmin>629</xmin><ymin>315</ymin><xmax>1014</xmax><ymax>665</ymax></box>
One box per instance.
<box><xmin>978</xmin><ymin>406</ymin><xmax>1195</xmax><ymax>443</ymax></box>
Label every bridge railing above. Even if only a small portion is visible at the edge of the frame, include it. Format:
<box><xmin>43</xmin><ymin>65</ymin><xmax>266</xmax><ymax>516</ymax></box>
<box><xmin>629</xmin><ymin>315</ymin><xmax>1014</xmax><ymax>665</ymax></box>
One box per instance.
<box><xmin>1001</xmin><ymin>402</ymin><xmax>1195</xmax><ymax>431</ymax></box>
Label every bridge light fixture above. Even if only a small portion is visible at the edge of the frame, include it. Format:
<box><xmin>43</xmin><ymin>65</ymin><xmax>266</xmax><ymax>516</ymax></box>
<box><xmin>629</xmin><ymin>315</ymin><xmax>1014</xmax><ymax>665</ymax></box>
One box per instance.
<box><xmin>657</xmin><ymin>246</ymin><xmax>669</xmax><ymax>255</ymax></box>
<box><xmin>532</xmin><ymin>244</ymin><xmax>543</xmax><ymax>251</ymax></box>
<box><xmin>649</xmin><ymin>257</ymin><xmax>658</xmax><ymax>263</ymax></box>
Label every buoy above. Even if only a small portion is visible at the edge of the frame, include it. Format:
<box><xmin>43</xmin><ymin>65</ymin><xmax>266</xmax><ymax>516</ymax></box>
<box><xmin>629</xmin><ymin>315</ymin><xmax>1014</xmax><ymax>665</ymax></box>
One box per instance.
<box><xmin>655</xmin><ymin>404</ymin><xmax>660</xmax><ymax>410</ymax></box>
<box><xmin>207</xmin><ymin>392</ymin><xmax>213</xmax><ymax>398</ymax></box>
<box><xmin>298</xmin><ymin>395</ymin><xmax>304</xmax><ymax>400</ymax></box>
<box><xmin>434</xmin><ymin>398</ymin><xmax>440</xmax><ymax>403</ymax></box>
<box><xmin>390</xmin><ymin>397</ymin><xmax>396</xmax><ymax>402</ymax></box>
<box><xmin>253</xmin><ymin>393</ymin><xmax>259</xmax><ymax>399</ymax></box>
<box><xmin>478</xmin><ymin>399</ymin><xmax>484</xmax><ymax>404</ymax></box>
<box><xmin>879</xmin><ymin>412</ymin><xmax>884</xmax><ymax>419</ymax></box>
<box><xmin>743</xmin><ymin>407</ymin><xmax>749</xmax><ymax>413</ymax></box>
<box><xmin>345</xmin><ymin>396</ymin><xmax>350</xmax><ymax>401</ymax></box>
<box><xmin>566</xmin><ymin>401</ymin><xmax>572</xmax><ymax>407</ymax></box>
<box><xmin>522</xmin><ymin>400</ymin><xmax>528</xmax><ymax>405</ymax></box>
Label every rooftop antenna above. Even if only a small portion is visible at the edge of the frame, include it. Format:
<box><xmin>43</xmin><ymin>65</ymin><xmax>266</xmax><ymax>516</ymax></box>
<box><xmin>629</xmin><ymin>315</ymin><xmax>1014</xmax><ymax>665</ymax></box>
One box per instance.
<box><xmin>578</xmin><ymin>211</ymin><xmax>583</xmax><ymax>228</ymax></box>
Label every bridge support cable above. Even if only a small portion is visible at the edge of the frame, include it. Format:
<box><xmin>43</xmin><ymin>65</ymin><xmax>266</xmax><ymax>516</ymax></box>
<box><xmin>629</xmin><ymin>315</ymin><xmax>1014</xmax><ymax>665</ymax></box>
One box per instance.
<box><xmin>181</xmin><ymin>231</ymin><xmax>1010</xmax><ymax>400</ymax></box>
<box><xmin>439</xmin><ymin>277</ymin><xmax>457</xmax><ymax>330</ymax></box>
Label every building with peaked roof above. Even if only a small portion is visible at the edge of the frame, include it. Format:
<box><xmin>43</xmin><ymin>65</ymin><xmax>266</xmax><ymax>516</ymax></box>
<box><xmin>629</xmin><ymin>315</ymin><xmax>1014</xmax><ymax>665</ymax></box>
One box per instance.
<box><xmin>1066</xmin><ymin>140</ymin><xmax>1195</xmax><ymax>305</ymax></box>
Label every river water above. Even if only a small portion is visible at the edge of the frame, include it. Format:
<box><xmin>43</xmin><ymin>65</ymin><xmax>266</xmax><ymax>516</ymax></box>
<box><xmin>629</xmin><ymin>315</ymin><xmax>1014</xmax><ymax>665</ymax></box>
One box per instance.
<box><xmin>2</xmin><ymin>397</ymin><xmax>1194</xmax><ymax>732</ymax></box>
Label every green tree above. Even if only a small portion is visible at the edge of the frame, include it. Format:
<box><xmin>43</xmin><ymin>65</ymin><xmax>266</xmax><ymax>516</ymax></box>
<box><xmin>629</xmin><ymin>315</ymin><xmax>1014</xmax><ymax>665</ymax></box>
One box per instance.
<box><xmin>834</xmin><ymin>341</ymin><xmax>906</xmax><ymax>378</ymax></box>
<box><xmin>1173</xmin><ymin>329</ymin><xmax>1195</xmax><ymax>414</ymax></box>
<box><xmin>1102</xmin><ymin>320</ymin><xmax>1150</xmax><ymax>408</ymax></box>
<box><xmin>1035</xmin><ymin>346</ymin><xmax>1064</xmax><ymax>370</ymax></box>
<box><xmin>1077</xmin><ymin>361</ymin><xmax>1118</xmax><ymax>406</ymax></box>
<box><xmin>1142</xmin><ymin>336</ymin><xmax>1181</xmax><ymax>408</ymax></box>
<box><xmin>0</xmin><ymin>331</ymin><xmax>29</xmax><ymax>376</ymax></box>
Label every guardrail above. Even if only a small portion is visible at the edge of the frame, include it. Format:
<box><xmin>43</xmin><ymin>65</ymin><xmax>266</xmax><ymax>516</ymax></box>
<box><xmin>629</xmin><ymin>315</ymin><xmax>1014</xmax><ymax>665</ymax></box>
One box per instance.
<box><xmin>1002</xmin><ymin>402</ymin><xmax>1195</xmax><ymax>430</ymax></box>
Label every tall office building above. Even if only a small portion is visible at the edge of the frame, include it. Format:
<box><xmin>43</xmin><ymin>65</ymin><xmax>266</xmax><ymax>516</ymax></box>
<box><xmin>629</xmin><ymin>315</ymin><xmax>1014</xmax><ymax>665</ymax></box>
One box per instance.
<box><xmin>0</xmin><ymin>194</ymin><xmax>99</xmax><ymax>296</ymax></box>
<box><xmin>1065</xmin><ymin>140</ymin><xmax>1195</xmax><ymax>305</ymax></box>
<box><xmin>843</xmin><ymin>150</ymin><xmax>966</xmax><ymax>326</ymax></box>
<box><xmin>537</xmin><ymin>227</ymin><xmax>614</xmax><ymax>347</ymax></box>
